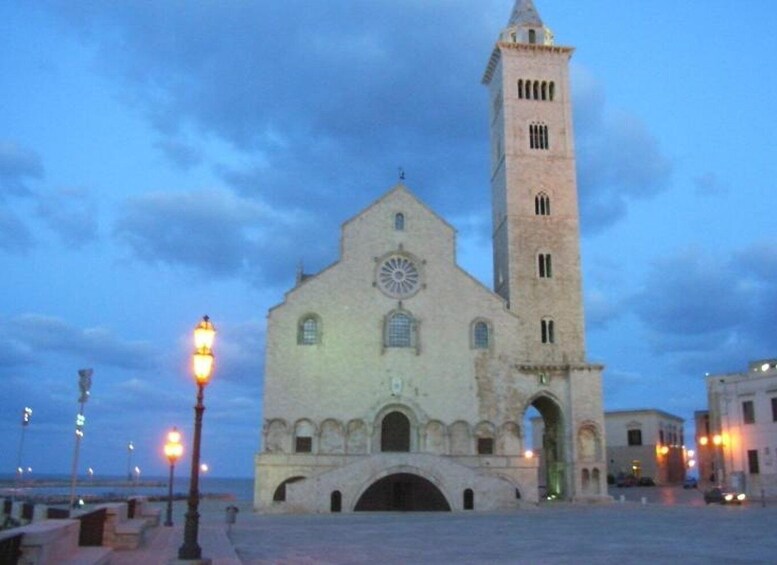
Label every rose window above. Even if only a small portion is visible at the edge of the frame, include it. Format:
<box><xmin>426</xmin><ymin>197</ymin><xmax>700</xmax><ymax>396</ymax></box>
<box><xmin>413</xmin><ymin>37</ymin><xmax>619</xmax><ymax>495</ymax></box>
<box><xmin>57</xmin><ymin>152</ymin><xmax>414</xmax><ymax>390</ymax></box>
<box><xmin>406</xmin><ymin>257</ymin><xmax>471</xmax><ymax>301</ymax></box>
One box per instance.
<box><xmin>377</xmin><ymin>255</ymin><xmax>420</xmax><ymax>298</ymax></box>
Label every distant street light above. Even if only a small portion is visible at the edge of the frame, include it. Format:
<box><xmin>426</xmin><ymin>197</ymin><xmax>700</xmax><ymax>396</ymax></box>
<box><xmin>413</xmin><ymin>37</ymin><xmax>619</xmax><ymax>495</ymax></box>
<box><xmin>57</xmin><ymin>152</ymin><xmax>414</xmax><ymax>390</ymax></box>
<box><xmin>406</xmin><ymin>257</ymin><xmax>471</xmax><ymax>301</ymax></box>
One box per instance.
<box><xmin>164</xmin><ymin>427</ymin><xmax>184</xmax><ymax>527</ymax></box>
<box><xmin>127</xmin><ymin>441</ymin><xmax>135</xmax><ymax>482</ymax></box>
<box><xmin>69</xmin><ymin>369</ymin><xmax>93</xmax><ymax>508</ymax></box>
<box><xmin>16</xmin><ymin>407</ymin><xmax>33</xmax><ymax>482</ymax></box>
<box><xmin>178</xmin><ymin>315</ymin><xmax>215</xmax><ymax>561</ymax></box>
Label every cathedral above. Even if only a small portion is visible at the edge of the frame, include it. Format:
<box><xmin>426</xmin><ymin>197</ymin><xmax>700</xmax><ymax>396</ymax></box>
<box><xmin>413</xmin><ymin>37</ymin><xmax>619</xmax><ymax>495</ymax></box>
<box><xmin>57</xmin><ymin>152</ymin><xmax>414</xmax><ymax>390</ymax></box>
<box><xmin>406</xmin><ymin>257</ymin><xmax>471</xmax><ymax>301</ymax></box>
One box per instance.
<box><xmin>254</xmin><ymin>0</ymin><xmax>608</xmax><ymax>512</ymax></box>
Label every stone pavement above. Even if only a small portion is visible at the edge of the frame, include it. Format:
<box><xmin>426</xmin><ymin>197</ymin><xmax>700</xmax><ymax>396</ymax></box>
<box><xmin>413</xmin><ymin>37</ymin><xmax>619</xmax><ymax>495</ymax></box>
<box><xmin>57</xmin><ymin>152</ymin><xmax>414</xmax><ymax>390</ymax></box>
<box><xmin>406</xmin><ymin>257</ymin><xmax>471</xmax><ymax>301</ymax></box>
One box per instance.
<box><xmin>117</xmin><ymin>489</ymin><xmax>777</xmax><ymax>564</ymax></box>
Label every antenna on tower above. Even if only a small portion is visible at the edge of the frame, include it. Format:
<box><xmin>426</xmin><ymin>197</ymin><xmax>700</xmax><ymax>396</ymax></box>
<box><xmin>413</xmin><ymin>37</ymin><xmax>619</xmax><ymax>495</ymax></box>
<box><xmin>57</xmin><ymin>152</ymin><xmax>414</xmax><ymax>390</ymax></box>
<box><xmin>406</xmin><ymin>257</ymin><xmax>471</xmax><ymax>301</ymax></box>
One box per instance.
<box><xmin>398</xmin><ymin>167</ymin><xmax>405</xmax><ymax>181</ymax></box>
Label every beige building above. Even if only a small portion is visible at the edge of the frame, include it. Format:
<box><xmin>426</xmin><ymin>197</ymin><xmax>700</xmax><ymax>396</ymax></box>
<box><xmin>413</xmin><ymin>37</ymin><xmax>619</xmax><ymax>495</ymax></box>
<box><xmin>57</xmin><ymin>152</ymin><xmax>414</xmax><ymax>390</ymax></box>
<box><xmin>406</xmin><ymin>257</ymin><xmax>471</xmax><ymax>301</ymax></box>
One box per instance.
<box><xmin>705</xmin><ymin>359</ymin><xmax>777</xmax><ymax>496</ymax></box>
<box><xmin>604</xmin><ymin>410</ymin><xmax>685</xmax><ymax>484</ymax></box>
<box><xmin>254</xmin><ymin>0</ymin><xmax>608</xmax><ymax>512</ymax></box>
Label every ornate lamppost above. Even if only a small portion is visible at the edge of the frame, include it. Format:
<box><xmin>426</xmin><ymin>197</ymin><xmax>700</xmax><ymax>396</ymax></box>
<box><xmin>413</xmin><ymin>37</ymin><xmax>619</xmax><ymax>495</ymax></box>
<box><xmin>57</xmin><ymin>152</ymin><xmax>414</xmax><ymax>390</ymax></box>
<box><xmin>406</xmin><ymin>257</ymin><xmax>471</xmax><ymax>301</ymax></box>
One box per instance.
<box><xmin>69</xmin><ymin>368</ymin><xmax>93</xmax><ymax>508</ymax></box>
<box><xmin>178</xmin><ymin>316</ymin><xmax>215</xmax><ymax>561</ymax></box>
<box><xmin>164</xmin><ymin>427</ymin><xmax>184</xmax><ymax>527</ymax></box>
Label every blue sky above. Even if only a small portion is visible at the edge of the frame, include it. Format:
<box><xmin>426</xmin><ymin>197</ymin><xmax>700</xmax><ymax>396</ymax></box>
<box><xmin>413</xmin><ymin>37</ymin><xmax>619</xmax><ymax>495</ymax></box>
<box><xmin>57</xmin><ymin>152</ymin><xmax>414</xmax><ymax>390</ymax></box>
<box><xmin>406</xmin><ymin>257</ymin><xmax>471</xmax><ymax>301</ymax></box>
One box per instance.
<box><xmin>2</xmin><ymin>1</ymin><xmax>776</xmax><ymax>479</ymax></box>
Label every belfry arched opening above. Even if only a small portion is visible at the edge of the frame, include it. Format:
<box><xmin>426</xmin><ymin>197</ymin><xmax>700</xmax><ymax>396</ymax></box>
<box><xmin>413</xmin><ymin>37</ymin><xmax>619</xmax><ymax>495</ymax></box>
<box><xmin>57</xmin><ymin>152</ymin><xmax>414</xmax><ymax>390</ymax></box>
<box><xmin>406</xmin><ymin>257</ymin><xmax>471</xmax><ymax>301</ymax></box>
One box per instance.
<box><xmin>354</xmin><ymin>473</ymin><xmax>451</xmax><ymax>511</ymax></box>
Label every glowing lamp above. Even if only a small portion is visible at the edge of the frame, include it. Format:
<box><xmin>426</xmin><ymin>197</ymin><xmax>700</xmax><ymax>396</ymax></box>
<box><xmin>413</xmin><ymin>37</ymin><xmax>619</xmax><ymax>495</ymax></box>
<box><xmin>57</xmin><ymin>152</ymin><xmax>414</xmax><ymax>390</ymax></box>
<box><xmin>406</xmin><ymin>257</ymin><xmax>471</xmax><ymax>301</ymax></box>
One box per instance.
<box><xmin>193</xmin><ymin>352</ymin><xmax>214</xmax><ymax>384</ymax></box>
<box><xmin>699</xmin><ymin>436</ymin><xmax>708</xmax><ymax>446</ymax></box>
<box><xmin>524</xmin><ymin>450</ymin><xmax>534</xmax><ymax>459</ymax></box>
<box><xmin>194</xmin><ymin>316</ymin><xmax>216</xmax><ymax>351</ymax></box>
<box><xmin>712</xmin><ymin>435</ymin><xmax>722</xmax><ymax>446</ymax></box>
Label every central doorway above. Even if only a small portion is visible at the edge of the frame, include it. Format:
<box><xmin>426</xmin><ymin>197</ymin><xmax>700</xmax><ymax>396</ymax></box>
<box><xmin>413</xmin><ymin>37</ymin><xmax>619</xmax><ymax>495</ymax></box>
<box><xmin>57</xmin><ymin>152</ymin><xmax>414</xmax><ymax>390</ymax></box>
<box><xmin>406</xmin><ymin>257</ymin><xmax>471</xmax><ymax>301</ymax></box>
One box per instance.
<box><xmin>354</xmin><ymin>473</ymin><xmax>451</xmax><ymax>511</ymax></box>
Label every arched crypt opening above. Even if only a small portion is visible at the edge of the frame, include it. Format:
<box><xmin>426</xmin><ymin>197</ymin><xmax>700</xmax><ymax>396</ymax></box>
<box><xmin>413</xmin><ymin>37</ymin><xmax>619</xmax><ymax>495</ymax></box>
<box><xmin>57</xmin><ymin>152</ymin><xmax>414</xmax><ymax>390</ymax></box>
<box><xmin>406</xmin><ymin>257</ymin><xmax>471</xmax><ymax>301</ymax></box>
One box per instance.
<box><xmin>354</xmin><ymin>473</ymin><xmax>451</xmax><ymax>511</ymax></box>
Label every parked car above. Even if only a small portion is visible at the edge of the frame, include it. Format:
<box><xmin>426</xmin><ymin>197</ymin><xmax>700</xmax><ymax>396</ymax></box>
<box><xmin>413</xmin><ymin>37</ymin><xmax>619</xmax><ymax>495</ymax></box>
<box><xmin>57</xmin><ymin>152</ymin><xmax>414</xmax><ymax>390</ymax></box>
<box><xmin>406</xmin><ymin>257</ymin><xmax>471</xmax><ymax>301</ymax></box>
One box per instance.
<box><xmin>637</xmin><ymin>477</ymin><xmax>656</xmax><ymax>486</ymax></box>
<box><xmin>683</xmin><ymin>477</ymin><xmax>698</xmax><ymax>489</ymax></box>
<box><xmin>704</xmin><ymin>486</ymin><xmax>746</xmax><ymax>505</ymax></box>
<box><xmin>615</xmin><ymin>474</ymin><xmax>638</xmax><ymax>487</ymax></box>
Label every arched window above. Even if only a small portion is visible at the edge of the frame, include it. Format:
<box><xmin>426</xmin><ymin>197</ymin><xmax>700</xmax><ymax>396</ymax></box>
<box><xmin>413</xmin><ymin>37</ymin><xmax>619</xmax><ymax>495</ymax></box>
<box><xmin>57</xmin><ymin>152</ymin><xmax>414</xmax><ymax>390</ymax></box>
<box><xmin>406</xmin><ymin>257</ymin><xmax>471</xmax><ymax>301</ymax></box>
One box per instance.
<box><xmin>298</xmin><ymin>315</ymin><xmax>320</xmax><ymax>345</ymax></box>
<box><xmin>463</xmin><ymin>489</ymin><xmax>474</xmax><ymax>510</ymax></box>
<box><xmin>518</xmin><ymin>79</ymin><xmax>524</xmax><ymax>99</ymax></box>
<box><xmin>386</xmin><ymin>311</ymin><xmax>415</xmax><ymax>348</ymax></box>
<box><xmin>541</xmin><ymin>81</ymin><xmax>547</xmax><ymax>100</ymax></box>
<box><xmin>538</xmin><ymin>253</ymin><xmax>552</xmax><ymax>278</ymax></box>
<box><xmin>528</xmin><ymin>29</ymin><xmax>536</xmax><ymax>44</ymax></box>
<box><xmin>394</xmin><ymin>212</ymin><xmax>405</xmax><ymax>231</ymax></box>
<box><xmin>535</xmin><ymin>192</ymin><xmax>551</xmax><ymax>216</ymax></box>
<box><xmin>472</xmin><ymin>320</ymin><xmax>490</xmax><ymax>349</ymax></box>
<box><xmin>330</xmin><ymin>491</ymin><xmax>342</xmax><ymax>512</ymax></box>
<box><xmin>541</xmin><ymin>318</ymin><xmax>555</xmax><ymax>344</ymax></box>
<box><xmin>381</xmin><ymin>411</ymin><xmax>410</xmax><ymax>452</ymax></box>
<box><xmin>529</xmin><ymin>123</ymin><xmax>549</xmax><ymax>150</ymax></box>
<box><xmin>533</xmin><ymin>81</ymin><xmax>539</xmax><ymax>100</ymax></box>
<box><xmin>549</xmin><ymin>82</ymin><xmax>555</xmax><ymax>101</ymax></box>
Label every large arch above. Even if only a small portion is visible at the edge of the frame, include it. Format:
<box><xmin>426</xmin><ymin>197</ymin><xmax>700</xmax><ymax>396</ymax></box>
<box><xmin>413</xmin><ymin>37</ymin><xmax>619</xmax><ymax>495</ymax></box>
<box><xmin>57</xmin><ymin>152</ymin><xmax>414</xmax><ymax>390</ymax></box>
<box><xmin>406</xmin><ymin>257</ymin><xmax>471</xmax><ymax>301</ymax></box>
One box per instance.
<box><xmin>354</xmin><ymin>473</ymin><xmax>451</xmax><ymax>511</ymax></box>
<box><xmin>525</xmin><ymin>393</ymin><xmax>566</xmax><ymax>499</ymax></box>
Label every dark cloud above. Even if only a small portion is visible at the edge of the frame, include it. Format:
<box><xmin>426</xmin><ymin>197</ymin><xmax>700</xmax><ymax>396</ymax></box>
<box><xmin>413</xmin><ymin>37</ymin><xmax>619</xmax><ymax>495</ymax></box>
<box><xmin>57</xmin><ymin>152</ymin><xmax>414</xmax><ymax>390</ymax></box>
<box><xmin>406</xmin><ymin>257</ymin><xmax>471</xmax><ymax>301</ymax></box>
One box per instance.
<box><xmin>114</xmin><ymin>188</ymin><xmax>311</xmax><ymax>285</ymax></box>
<box><xmin>216</xmin><ymin>321</ymin><xmax>265</xmax><ymax>385</ymax></box>
<box><xmin>632</xmin><ymin>243</ymin><xmax>777</xmax><ymax>372</ymax></box>
<box><xmin>0</xmin><ymin>208</ymin><xmax>35</xmax><ymax>252</ymax></box>
<box><xmin>155</xmin><ymin>139</ymin><xmax>203</xmax><ymax>170</ymax></box>
<box><xmin>693</xmin><ymin>172</ymin><xmax>728</xmax><ymax>196</ymax></box>
<box><xmin>0</xmin><ymin>141</ymin><xmax>43</xmax><ymax>198</ymax></box>
<box><xmin>572</xmin><ymin>69</ymin><xmax>673</xmax><ymax>233</ymax></box>
<box><xmin>36</xmin><ymin>188</ymin><xmax>99</xmax><ymax>247</ymax></box>
<box><xmin>7</xmin><ymin>314</ymin><xmax>159</xmax><ymax>371</ymax></box>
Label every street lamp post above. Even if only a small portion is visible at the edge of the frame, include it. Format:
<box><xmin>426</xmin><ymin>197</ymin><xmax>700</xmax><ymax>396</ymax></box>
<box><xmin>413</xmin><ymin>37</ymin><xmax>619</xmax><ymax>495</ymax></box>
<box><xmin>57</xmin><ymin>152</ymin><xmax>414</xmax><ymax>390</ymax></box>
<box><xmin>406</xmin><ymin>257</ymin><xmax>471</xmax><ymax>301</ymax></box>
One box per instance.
<box><xmin>69</xmin><ymin>369</ymin><xmax>93</xmax><ymax>508</ymax></box>
<box><xmin>178</xmin><ymin>316</ymin><xmax>215</xmax><ymax>561</ymax></box>
<box><xmin>164</xmin><ymin>427</ymin><xmax>183</xmax><ymax>527</ymax></box>
<box><xmin>16</xmin><ymin>407</ymin><xmax>32</xmax><ymax>480</ymax></box>
<box><xmin>127</xmin><ymin>441</ymin><xmax>134</xmax><ymax>482</ymax></box>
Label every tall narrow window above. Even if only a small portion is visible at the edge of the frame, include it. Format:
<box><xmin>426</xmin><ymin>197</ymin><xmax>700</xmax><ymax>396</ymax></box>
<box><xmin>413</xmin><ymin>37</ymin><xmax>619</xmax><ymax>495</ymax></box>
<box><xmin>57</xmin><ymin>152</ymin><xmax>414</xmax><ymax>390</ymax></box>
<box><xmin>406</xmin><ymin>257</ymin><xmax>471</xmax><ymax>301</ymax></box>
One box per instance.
<box><xmin>742</xmin><ymin>400</ymin><xmax>755</xmax><ymax>424</ymax></box>
<box><xmin>473</xmin><ymin>321</ymin><xmax>490</xmax><ymax>349</ymax></box>
<box><xmin>549</xmin><ymin>82</ymin><xmax>555</xmax><ymax>101</ymax></box>
<box><xmin>298</xmin><ymin>316</ymin><xmax>320</xmax><ymax>345</ymax></box>
<box><xmin>541</xmin><ymin>318</ymin><xmax>555</xmax><ymax>344</ymax></box>
<box><xmin>535</xmin><ymin>192</ymin><xmax>551</xmax><ymax>216</ymax></box>
<box><xmin>541</xmin><ymin>82</ymin><xmax>547</xmax><ymax>100</ymax></box>
<box><xmin>386</xmin><ymin>311</ymin><xmax>414</xmax><ymax>348</ymax></box>
<box><xmin>538</xmin><ymin>253</ymin><xmax>552</xmax><ymax>278</ymax></box>
<box><xmin>518</xmin><ymin>79</ymin><xmax>524</xmax><ymax>99</ymax></box>
<box><xmin>463</xmin><ymin>489</ymin><xmax>474</xmax><ymax>510</ymax></box>
<box><xmin>394</xmin><ymin>212</ymin><xmax>405</xmax><ymax>231</ymax></box>
<box><xmin>748</xmin><ymin>449</ymin><xmax>760</xmax><ymax>474</ymax></box>
<box><xmin>529</xmin><ymin>29</ymin><xmax>536</xmax><ymax>44</ymax></box>
<box><xmin>771</xmin><ymin>397</ymin><xmax>777</xmax><ymax>422</ymax></box>
<box><xmin>533</xmin><ymin>81</ymin><xmax>539</xmax><ymax>100</ymax></box>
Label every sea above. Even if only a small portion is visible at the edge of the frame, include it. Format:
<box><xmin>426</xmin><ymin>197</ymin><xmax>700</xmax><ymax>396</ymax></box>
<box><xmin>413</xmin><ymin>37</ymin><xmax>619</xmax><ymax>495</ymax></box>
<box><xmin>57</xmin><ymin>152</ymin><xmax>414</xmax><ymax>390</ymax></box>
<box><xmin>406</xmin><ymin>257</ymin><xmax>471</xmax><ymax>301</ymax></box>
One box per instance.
<box><xmin>0</xmin><ymin>474</ymin><xmax>254</xmax><ymax>503</ymax></box>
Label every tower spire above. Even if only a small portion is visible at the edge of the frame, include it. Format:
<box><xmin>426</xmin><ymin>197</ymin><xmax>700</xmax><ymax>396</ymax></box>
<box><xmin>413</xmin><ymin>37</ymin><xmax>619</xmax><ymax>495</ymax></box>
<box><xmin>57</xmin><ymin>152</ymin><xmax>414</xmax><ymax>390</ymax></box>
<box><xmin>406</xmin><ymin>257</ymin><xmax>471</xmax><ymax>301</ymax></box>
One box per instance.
<box><xmin>509</xmin><ymin>0</ymin><xmax>543</xmax><ymax>27</ymax></box>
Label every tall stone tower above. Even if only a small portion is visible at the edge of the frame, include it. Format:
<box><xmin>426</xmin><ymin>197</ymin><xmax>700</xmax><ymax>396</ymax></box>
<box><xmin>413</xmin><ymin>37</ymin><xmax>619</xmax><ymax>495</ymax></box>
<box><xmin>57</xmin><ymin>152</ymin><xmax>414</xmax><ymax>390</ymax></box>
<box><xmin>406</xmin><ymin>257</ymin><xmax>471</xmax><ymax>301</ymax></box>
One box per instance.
<box><xmin>483</xmin><ymin>0</ymin><xmax>585</xmax><ymax>365</ymax></box>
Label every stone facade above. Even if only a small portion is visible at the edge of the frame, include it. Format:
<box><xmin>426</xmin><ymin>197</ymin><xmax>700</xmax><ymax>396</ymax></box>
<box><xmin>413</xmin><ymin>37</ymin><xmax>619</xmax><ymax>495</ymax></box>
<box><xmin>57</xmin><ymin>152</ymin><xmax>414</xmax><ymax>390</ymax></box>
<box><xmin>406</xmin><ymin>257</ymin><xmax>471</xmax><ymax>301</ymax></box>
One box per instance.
<box><xmin>705</xmin><ymin>359</ymin><xmax>777</xmax><ymax>496</ymax></box>
<box><xmin>604</xmin><ymin>410</ymin><xmax>686</xmax><ymax>484</ymax></box>
<box><xmin>254</xmin><ymin>0</ymin><xmax>608</xmax><ymax>512</ymax></box>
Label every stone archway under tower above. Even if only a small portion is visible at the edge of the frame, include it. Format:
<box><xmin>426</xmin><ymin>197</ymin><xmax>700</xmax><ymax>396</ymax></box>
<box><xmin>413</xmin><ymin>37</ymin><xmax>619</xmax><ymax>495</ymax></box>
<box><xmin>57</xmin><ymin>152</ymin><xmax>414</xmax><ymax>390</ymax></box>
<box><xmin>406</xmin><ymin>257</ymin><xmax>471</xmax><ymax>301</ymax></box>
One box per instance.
<box><xmin>354</xmin><ymin>472</ymin><xmax>451</xmax><ymax>511</ymax></box>
<box><xmin>524</xmin><ymin>394</ymin><xmax>566</xmax><ymax>499</ymax></box>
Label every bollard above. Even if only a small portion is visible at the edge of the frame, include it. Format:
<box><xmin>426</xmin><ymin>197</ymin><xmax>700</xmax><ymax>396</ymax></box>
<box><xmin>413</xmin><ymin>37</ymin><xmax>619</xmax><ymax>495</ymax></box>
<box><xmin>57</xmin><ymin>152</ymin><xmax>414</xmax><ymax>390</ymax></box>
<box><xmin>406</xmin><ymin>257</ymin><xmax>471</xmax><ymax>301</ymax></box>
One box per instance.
<box><xmin>225</xmin><ymin>505</ymin><xmax>239</xmax><ymax>534</ymax></box>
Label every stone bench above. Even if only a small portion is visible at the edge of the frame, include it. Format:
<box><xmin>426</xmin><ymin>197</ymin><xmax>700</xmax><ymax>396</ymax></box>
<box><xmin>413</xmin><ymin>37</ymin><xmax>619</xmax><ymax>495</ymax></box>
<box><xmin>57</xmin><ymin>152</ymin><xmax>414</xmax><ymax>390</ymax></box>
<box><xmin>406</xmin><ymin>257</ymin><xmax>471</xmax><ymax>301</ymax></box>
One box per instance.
<box><xmin>13</xmin><ymin>519</ymin><xmax>112</xmax><ymax>565</ymax></box>
<box><xmin>101</xmin><ymin>502</ymin><xmax>149</xmax><ymax>550</ymax></box>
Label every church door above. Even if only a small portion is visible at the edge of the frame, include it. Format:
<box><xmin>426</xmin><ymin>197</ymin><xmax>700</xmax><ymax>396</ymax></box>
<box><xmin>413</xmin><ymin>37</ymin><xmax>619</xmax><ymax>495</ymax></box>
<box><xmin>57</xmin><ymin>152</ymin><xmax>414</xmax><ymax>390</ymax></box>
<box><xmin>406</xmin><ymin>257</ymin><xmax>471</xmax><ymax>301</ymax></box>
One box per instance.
<box><xmin>381</xmin><ymin>411</ymin><xmax>410</xmax><ymax>452</ymax></box>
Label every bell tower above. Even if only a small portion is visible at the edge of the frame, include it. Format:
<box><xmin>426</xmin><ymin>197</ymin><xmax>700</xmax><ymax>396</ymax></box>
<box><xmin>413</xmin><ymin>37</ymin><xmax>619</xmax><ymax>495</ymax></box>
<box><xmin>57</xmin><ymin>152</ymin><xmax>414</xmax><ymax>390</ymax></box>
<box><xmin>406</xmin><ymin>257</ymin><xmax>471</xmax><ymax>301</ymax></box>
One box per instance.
<box><xmin>483</xmin><ymin>0</ymin><xmax>585</xmax><ymax>364</ymax></box>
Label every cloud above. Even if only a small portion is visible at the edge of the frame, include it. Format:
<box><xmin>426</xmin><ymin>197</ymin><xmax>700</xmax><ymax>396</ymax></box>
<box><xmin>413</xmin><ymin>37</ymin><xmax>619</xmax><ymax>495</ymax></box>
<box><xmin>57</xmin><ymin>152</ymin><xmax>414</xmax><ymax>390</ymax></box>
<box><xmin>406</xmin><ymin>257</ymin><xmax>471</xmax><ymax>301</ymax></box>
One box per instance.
<box><xmin>572</xmin><ymin>68</ymin><xmax>673</xmax><ymax>232</ymax></box>
<box><xmin>632</xmin><ymin>242</ymin><xmax>777</xmax><ymax>372</ymax></box>
<box><xmin>114</xmin><ymin>188</ymin><xmax>310</xmax><ymax>285</ymax></box>
<box><xmin>6</xmin><ymin>314</ymin><xmax>159</xmax><ymax>371</ymax></box>
<box><xmin>155</xmin><ymin>138</ymin><xmax>203</xmax><ymax>170</ymax></box>
<box><xmin>0</xmin><ymin>141</ymin><xmax>43</xmax><ymax>198</ymax></box>
<box><xmin>693</xmin><ymin>172</ymin><xmax>728</xmax><ymax>197</ymax></box>
<box><xmin>0</xmin><ymin>208</ymin><xmax>35</xmax><ymax>252</ymax></box>
<box><xmin>36</xmin><ymin>187</ymin><xmax>99</xmax><ymax>247</ymax></box>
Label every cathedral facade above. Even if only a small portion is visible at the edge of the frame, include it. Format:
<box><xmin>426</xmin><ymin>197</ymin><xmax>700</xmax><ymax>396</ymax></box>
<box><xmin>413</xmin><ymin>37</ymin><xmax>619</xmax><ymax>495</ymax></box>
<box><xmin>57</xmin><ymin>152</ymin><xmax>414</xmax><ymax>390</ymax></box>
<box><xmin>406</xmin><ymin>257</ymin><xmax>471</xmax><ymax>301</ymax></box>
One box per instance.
<box><xmin>254</xmin><ymin>0</ymin><xmax>608</xmax><ymax>512</ymax></box>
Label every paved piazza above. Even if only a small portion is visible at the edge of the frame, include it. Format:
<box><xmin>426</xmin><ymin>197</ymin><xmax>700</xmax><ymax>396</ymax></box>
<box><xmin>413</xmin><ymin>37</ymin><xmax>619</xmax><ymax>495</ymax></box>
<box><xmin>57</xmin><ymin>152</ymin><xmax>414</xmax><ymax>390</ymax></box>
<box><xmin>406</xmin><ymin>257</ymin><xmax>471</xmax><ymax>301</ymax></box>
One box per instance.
<box><xmin>229</xmin><ymin>488</ymin><xmax>777</xmax><ymax>564</ymax></box>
